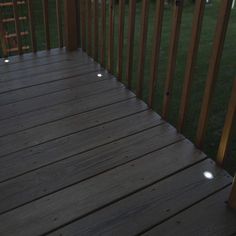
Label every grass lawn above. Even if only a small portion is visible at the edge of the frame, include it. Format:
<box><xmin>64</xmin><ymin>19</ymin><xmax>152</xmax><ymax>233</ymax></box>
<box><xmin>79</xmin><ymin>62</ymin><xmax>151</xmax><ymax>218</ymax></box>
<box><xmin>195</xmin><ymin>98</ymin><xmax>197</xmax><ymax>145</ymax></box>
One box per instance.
<box><xmin>0</xmin><ymin>0</ymin><xmax>235</xmax><ymax>174</ymax></box>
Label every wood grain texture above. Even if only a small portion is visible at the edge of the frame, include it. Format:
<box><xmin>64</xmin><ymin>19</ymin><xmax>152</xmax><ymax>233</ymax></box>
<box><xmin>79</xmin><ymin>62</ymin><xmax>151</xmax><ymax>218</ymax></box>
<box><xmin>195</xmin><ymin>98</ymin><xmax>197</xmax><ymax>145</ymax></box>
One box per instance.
<box><xmin>0</xmin><ymin>70</ymin><xmax>110</xmax><ymax>107</ymax></box>
<box><xmin>48</xmin><ymin>160</ymin><xmax>231</xmax><ymax>236</ymax></box>
<box><xmin>0</xmin><ymin>110</ymin><xmax>162</xmax><ymax>181</ymax></box>
<box><xmin>0</xmin><ymin>144</ymin><xmax>214</xmax><ymax>236</ymax></box>
<box><xmin>144</xmin><ymin>187</ymin><xmax>236</xmax><ymax>236</ymax></box>
<box><xmin>0</xmin><ymin>95</ymin><xmax>144</xmax><ymax>156</ymax></box>
<box><xmin>0</xmin><ymin>124</ymin><xmax>184</xmax><ymax>214</ymax></box>
<box><xmin>0</xmin><ymin>78</ymin><xmax>122</xmax><ymax>121</ymax></box>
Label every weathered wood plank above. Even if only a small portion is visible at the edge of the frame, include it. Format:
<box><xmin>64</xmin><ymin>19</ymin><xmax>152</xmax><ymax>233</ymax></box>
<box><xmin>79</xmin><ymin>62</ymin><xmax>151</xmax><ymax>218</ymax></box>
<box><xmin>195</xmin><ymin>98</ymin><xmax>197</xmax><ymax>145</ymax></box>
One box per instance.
<box><xmin>0</xmin><ymin>86</ymin><xmax>133</xmax><ymax>138</ymax></box>
<box><xmin>143</xmin><ymin>187</ymin><xmax>236</xmax><ymax>236</ymax></box>
<box><xmin>0</xmin><ymin>97</ymin><xmax>147</xmax><ymax>156</ymax></box>
<box><xmin>0</xmin><ymin>144</ymin><xmax>213</xmax><ymax>236</ymax></box>
<box><xmin>0</xmin><ymin>63</ymin><xmax>102</xmax><ymax>94</ymax></box>
<box><xmin>49</xmin><ymin>160</ymin><xmax>231</xmax><ymax>236</ymax></box>
<box><xmin>0</xmin><ymin>50</ymin><xmax>89</xmax><ymax>75</ymax></box>
<box><xmin>0</xmin><ymin>124</ymin><xmax>184</xmax><ymax>214</ymax></box>
<box><xmin>0</xmin><ymin>70</ymin><xmax>111</xmax><ymax>106</ymax></box>
<box><xmin>0</xmin><ymin>78</ymin><xmax>121</xmax><ymax>121</ymax></box>
<box><xmin>0</xmin><ymin>56</ymin><xmax>90</xmax><ymax>81</ymax></box>
<box><xmin>0</xmin><ymin>110</ymin><xmax>162</xmax><ymax>181</ymax></box>
<box><xmin>0</xmin><ymin>48</ymin><xmax>66</xmax><ymax>67</ymax></box>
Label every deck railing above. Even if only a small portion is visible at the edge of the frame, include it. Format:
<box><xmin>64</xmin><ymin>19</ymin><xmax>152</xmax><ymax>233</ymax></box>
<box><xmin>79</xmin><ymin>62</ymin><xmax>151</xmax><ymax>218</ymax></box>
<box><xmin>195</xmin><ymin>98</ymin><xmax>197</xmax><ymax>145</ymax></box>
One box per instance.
<box><xmin>77</xmin><ymin>0</ymin><xmax>236</xmax><ymax>208</ymax></box>
<box><xmin>0</xmin><ymin>0</ymin><xmax>235</xmax><ymax>208</ymax></box>
<box><xmin>0</xmin><ymin>0</ymin><xmax>75</xmax><ymax>57</ymax></box>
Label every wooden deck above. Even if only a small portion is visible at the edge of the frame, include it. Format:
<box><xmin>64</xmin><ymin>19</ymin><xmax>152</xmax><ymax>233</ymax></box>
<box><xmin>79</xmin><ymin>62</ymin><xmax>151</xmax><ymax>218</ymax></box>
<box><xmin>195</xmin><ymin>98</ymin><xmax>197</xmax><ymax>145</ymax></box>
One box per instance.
<box><xmin>0</xmin><ymin>49</ymin><xmax>235</xmax><ymax>236</ymax></box>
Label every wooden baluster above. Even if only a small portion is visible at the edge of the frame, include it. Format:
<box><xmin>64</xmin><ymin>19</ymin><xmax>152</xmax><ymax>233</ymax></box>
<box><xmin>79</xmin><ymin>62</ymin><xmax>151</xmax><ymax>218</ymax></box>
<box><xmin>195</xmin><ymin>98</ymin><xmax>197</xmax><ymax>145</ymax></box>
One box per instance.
<box><xmin>80</xmin><ymin>0</ymin><xmax>86</xmax><ymax>51</ymax></box>
<box><xmin>56</xmin><ymin>0</ymin><xmax>63</xmax><ymax>48</ymax></box>
<box><xmin>13</xmin><ymin>0</ymin><xmax>22</xmax><ymax>54</ymax></box>
<box><xmin>0</xmin><ymin>15</ymin><xmax>8</xmax><ymax>57</ymax></box>
<box><xmin>217</xmin><ymin>79</ymin><xmax>236</xmax><ymax>165</ymax></box>
<box><xmin>87</xmin><ymin>0</ymin><xmax>92</xmax><ymax>55</ymax></box>
<box><xmin>64</xmin><ymin>0</ymin><xmax>78</xmax><ymax>51</ymax></box>
<box><xmin>107</xmin><ymin>0</ymin><xmax>114</xmax><ymax>73</ymax></box>
<box><xmin>229</xmin><ymin>174</ymin><xmax>236</xmax><ymax>209</ymax></box>
<box><xmin>125</xmin><ymin>0</ymin><xmax>136</xmax><ymax>89</ymax></box>
<box><xmin>100</xmin><ymin>0</ymin><xmax>106</xmax><ymax>66</ymax></box>
<box><xmin>117</xmin><ymin>0</ymin><xmax>125</xmax><ymax>81</ymax></box>
<box><xmin>196</xmin><ymin>0</ymin><xmax>233</xmax><ymax>147</ymax></box>
<box><xmin>148</xmin><ymin>0</ymin><xmax>164</xmax><ymax>108</ymax></box>
<box><xmin>162</xmin><ymin>0</ymin><xmax>184</xmax><ymax>119</ymax></box>
<box><xmin>93</xmin><ymin>0</ymin><xmax>98</xmax><ymax>61</ymax></box>
<box><xmin>136</xmin><ymin>0</ymin><xmax>149</xmax><ymax>98</ymax></box>
<box><xmin>177</xmin><ymin>0</ymin><xmax>205</xmax><ymax>132</ymax></box>
<box><xmin>42</xmin><ymin>0</ymin><xmax>50</xmax><ymax>50</ymax></box>
<box><xmin>27</xmin><ymin>0</ymin><xmax>37</xmax><ymax>52</ymax></box>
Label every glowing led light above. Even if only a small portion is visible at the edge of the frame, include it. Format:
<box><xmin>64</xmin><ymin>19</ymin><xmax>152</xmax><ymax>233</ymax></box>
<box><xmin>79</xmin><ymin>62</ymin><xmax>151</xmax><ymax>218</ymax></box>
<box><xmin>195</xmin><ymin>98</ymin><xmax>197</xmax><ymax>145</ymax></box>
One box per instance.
<box><xmin>97</xmin><ymin>73</ymin><xmax>103</xmax><ymax>77</ymax></box>
<box><xmin>4</xmin><ymin>59</ymin><xmax>10</xmax><ymax>63</ymax></box>
<box><xmin>203</xmin><ymin>171</ymin><xmax>214</xmax><ymax>179</ymax></box>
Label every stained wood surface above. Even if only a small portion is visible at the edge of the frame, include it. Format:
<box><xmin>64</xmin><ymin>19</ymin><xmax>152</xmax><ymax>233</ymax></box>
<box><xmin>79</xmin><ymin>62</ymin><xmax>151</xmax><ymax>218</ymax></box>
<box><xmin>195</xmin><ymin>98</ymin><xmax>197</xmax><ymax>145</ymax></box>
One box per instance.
<box><xmin>144</xmin><ymin>187</ymin><xmax>236</xmax><ymax>236</ymax></box>
<box><xmin>0</xmin><ymin>50</ymin><xmax>234</xmax><ymax>236</ymax></box>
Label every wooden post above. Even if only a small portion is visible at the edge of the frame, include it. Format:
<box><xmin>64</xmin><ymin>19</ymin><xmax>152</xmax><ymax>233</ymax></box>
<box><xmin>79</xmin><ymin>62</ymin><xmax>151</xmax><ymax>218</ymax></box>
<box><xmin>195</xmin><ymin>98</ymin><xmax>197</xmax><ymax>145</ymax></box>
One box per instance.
<box><xmin>64</xmin><ymin>0</ymin><xmax>78</xmax><ymax>51</ymax></box>
<box><xmin>229</xmin><ymin>175</ymin><xmax>236</xmax><ymax>209</ymax></box>
<box><xmin>216</xmin><ymin>79</ymin><xmax>236</xmax><ymax>165</ymax></box>
<box><xmin>196</xmin><ymin>0</ymin><xmax>233</xmax><ymax>147</ymax></box>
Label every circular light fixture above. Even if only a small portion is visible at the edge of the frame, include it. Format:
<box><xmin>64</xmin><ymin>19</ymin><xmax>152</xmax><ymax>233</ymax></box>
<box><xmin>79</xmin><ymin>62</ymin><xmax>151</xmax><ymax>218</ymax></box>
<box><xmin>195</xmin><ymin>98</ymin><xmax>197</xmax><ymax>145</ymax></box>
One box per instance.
<box><xmin>97</xmin><ymin>73</ymin><xmax>103</xmax><ymax>78</ymax></box>
<box><xmin>4</xmin><ymin>59</ymin><xmax>10</xmax><ymax>63</ymax></box>
<box><xmin>203</xmin><ymin>171</ymin><xmax>214</xmax><ymax>179</ymax></box>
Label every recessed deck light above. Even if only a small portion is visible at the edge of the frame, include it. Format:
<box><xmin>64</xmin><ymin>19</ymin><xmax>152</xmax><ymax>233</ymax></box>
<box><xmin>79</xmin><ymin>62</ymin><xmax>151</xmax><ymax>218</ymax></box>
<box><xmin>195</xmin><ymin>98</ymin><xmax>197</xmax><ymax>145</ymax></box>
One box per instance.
<box><xmin>203</xmin><ymin>171</ymin><xmax>214</xmax><ymax>179</ymax></box>
<box><xmin>4</xmin><ymin>59</ymin><xmax>10</xmax><ymax>63</ymax></box>
<box><xmin>97</xmin><ymin>73</ymin><xmax>103</xmax><ymax>77</ymax></box>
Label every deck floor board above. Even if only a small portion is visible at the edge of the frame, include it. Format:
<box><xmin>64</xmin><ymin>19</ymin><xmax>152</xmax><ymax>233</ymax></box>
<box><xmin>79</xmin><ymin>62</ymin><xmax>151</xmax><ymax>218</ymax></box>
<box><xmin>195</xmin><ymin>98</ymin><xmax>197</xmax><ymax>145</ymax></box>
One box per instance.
<box><xmin>0</xmin><ymin>50</ymin><xmax>235</xmax><ymax>236</ymax></box>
